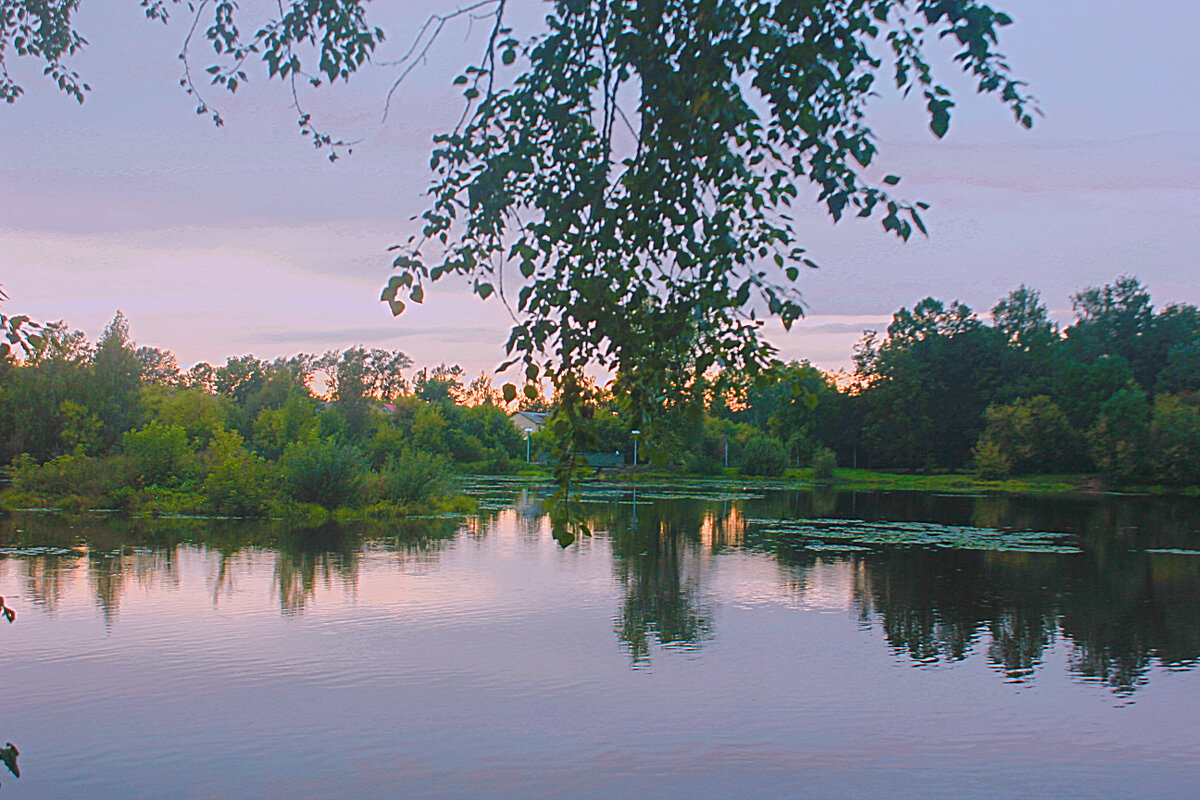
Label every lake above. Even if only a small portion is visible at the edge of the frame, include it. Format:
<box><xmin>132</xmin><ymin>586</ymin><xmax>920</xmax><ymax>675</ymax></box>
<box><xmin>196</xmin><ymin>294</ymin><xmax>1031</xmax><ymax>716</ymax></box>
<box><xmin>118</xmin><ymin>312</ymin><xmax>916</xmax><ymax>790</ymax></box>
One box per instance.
<box><xmin>1</xmin><ymin>478</ymin><xmax>1199</xmax><ymax>799</ymax></box>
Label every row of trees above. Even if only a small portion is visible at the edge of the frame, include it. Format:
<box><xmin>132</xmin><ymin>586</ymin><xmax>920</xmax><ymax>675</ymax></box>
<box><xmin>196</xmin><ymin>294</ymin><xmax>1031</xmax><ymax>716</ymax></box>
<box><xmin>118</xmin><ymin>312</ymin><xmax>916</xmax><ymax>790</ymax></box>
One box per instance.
<box><xmin>851</xmin><ymin>277</ymin><xmax>1200</xmax><ymax>484</ymax></box>
<box><xmin>3</xmin><ymin>275</ymin><xmax>1198</xmax><ymax>505</ymax></box>
<box><xmin>540</xmin><ymin>276</ymin><xmax>1199</xmax><ymax>488</ymax></box>
<box><xmin>0</xmin><ymin>313</ymin><xmax>528</xmax><ymax>515</ymax></box>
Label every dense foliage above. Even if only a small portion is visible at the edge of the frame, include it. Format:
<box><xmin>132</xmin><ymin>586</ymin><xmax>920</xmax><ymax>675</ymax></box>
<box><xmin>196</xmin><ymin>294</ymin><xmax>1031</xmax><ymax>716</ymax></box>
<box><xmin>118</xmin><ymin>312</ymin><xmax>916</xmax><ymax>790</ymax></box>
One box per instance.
<box><xmin>523</xmin><ymin>276</ymin><xmax>1199</xmax><ymax>489</ymax></box>
<box><xmin>849</xmin><ymin>277</ymin><xmax>1200</xmax><ymax>485</ymax></box>
<box><xmin>2</xmin><ymin>276</ymin><xmax>1198</xmax><ymax>514</ymax></box>
<box><xmin>0</xmin><ymin>317</ymin><xmax>524</xmax><ymax>515</ymax></box>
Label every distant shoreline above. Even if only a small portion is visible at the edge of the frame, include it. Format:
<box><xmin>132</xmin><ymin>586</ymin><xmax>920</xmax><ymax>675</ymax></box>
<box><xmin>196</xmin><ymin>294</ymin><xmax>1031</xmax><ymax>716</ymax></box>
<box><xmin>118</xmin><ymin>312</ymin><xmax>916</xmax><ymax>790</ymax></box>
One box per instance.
<box><xmin>576</xmin><ymin>468</ymin><xmax>1200</xmax><ymax>497</ymax></box>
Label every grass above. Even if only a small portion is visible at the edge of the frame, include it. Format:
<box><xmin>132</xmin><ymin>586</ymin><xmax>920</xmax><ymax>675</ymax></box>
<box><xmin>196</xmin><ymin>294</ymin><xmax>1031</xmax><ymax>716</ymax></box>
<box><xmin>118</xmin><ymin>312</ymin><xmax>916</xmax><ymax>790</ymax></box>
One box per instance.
<box><xmin>789</xmin><ymin>468</ymin><xmax>1092</xmax><ymax>495</ymax></box>
<box><xmin>561</xmin><ymin>465</ymin><xmax>1097</xmax><ymax>495</ymax></box>
<box><xmin>471</xmin><ymin>464</ymin><xmax>1200</xmax><ymax>497</ymax></box>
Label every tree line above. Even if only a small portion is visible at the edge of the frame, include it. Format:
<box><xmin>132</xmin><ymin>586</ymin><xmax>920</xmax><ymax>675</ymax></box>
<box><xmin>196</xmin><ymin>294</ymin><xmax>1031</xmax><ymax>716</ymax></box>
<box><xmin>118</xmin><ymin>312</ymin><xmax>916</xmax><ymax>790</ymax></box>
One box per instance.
<box><xmin>849</xmin><ymin>276</ymin><xmax>1199</xmax><ymax>484</ymax></box>
<box><xmin>543</xmin><ymin>275</ymin><xmax>1200</xmax><ymax>488</ymax></box>
<box><xmin>3</xmin><ymin>274</ymin><xmax>1198</xmax><ymax>514</ymax></box>
<box><xmin>0</xmin><ymin>312</ymin><xmax>529</xmax><ymax>516</ymax></box>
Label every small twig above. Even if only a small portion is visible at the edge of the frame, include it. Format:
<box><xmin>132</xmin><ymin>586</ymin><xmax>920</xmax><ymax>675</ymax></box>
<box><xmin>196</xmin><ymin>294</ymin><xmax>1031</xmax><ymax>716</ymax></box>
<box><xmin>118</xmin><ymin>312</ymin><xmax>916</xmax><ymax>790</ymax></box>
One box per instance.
<box><xmin>381</xmin><ymin>0</ymin><xmax>502</xmax><ymax>122</ymax></box>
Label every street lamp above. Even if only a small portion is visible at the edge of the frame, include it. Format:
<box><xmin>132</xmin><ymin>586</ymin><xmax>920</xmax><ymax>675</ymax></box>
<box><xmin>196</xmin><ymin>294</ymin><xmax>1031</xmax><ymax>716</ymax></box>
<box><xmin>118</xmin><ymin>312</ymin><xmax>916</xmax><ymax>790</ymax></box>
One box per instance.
<box><xmin>631</xmin><ymin>429</ymin><xmax>640</xmax><ymax>466</ymax></box>
<box><xmin>525</xmin><ymin>428</ymin><xmax>534</xmax><ymax>463</ymax></box>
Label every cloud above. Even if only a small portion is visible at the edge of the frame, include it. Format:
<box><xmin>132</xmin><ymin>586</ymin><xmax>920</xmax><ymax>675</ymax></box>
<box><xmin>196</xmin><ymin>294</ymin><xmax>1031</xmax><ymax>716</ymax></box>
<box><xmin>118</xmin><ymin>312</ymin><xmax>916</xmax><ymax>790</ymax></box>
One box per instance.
<box><xmin>798</xmin><ymin>321</ymin><xmax>888</xmax><ymax>334</ymax></box>
<box><xmin>253</xmin><ymin>325</ymin><xmax>507</xmax><ymax>346</ymax></box>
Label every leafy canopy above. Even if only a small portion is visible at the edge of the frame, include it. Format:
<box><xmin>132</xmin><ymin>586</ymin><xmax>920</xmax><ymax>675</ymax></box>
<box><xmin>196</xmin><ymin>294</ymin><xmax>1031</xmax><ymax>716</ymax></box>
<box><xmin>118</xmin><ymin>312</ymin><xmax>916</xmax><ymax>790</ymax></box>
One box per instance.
<box><xmin>388</xmin><ymin>1</ymin><xmax>1035</xmax><ymax>429</ymax></box>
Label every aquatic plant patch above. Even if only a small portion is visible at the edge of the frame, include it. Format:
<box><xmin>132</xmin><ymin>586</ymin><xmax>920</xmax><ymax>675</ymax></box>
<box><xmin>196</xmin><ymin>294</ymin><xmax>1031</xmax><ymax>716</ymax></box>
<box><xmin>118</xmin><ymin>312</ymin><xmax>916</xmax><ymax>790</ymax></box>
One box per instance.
<box><xmin>749</xmin><ymin>518</ymin><xmax>1082</xmax><ymax>553</ymax></box>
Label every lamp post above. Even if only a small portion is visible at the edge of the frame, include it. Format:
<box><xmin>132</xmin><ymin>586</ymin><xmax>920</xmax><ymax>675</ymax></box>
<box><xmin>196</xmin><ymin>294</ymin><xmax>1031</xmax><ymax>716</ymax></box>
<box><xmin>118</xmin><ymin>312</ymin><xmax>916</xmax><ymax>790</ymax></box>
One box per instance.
<box><xmin>525</xmin><ymin>428</ymin><xmax>533</xmax><ymax>463</ymax></box>
<box><xmin>631</xmin><ymin>429</ymin><xmax>640</xmax><ymax>466</ymax></box>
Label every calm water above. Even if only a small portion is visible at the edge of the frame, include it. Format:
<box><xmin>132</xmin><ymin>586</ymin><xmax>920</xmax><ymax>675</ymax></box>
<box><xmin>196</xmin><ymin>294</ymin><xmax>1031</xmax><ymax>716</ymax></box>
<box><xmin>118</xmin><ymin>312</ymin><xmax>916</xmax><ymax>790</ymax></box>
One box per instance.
<box><xmin>1</xmin><ymin>480</ymin><xmax>1199</xmax><ymax>799</ymax></box>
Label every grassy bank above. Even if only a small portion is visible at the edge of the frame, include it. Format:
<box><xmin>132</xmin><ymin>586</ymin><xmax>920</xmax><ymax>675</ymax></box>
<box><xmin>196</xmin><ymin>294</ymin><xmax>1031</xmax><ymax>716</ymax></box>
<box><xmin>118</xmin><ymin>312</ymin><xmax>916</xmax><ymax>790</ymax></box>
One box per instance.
<box><xmin>576</xmin><ymin>466</ymin><xmax>1123</xmax><ymax>495</ymax></box>
<box><xmin>794</xmin><ymin>468</ymin><xmax>1094</xmax><ymax>494</ymax></box>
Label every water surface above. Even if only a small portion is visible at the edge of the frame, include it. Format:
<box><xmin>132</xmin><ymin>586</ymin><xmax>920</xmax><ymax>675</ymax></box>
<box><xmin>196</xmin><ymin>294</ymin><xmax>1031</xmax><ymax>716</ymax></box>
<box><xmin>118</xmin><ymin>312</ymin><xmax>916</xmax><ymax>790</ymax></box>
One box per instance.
<box><xmin>1</xmin><ymin>482</ymin><xmax>1198</xmax><ymax>798</ymax></box>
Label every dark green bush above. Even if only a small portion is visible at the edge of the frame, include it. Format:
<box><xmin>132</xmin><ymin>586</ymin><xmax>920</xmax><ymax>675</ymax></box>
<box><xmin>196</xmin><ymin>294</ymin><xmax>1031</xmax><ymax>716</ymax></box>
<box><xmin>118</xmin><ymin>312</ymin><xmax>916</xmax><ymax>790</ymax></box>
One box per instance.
<box><xmin>279</xmin><ymin>438</ymin><xmax>366</xmax><ymax>508</ymax></box>
<box><xmin>1088</xmin><ymin>388</ymin><xmax>1150</xmax><ymax>484</ymax></box>
<box><xmin>976</xmin><ymin>396</ymin><xmax>1081</xmax><ymax>474</ymax></box>
<box><xmin>681</xmin><ymin>449</ymin><xmax>721</xmax><ymax>476</ymax></box>
<box><xmin>1148</xmin><ymin>395</ymin><xmax>1200</xmax><ymax>486</ymax></box>
<box><xmin>8</xmin><ymin>452</ymin><xmax>127</xmax><ymax>504</ymax></box>
<box><xmin>811</xmin><ymin>446</ymin><xmax>837</xmax><ymax>482</ymax></box>
<box><xmin>972</xmin><ymin>439</ymin><xmax>1011</xmax><ymax>480</ymax></box>
<box><xmin>123</xmin><ymin>421</ymin><xmax>196</xmax><ymax>487</ymax></box>
<box><xmin>741</xmin><ymin>436</ymin><xmax>787</xmax><ymax>477</ymax></box>
<box><xmin>375</xmin><ymin>449</ymin><xmax>452</xmax><ymax>505</ymax></box>
<box><xmin>479</xmin><ymin>450</ymin><xmax>516</xmax><ymax>475</ymax></box>
<box><xmin>204</xmin><ymin>435</ymin><xmax>277</xmax><ymax>516</ymax></box>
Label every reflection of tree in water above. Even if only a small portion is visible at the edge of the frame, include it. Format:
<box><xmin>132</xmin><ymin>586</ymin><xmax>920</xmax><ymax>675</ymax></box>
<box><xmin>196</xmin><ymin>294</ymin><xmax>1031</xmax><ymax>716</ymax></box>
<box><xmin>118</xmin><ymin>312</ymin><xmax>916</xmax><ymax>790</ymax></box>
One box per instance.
<box><xmin>88</xmin><ymin>552</ymin><xmax>127</xmax><ymax>626</ymax></box>
<box><xmin>852</xmin><ymin>550</ymin><xmax>999</xmax><ymax>664</ymax></box>
<box><xmin>86</xmin><ymin>547</ymin><xmax>181</xmax><ymax>625</ymax></box>
<box><xmin>850</xmin><ymin>548</ymin><xmax>1199</xmax><ymax>693</ymax></box>
<box><xmin>844</xmin><ymin>551</ymin><xmax>1060</xmax><ymax>676</ymax></box>
<box><xmin>986</xmin><ymin>604</ymin><xmax>1055</xmax><ymax>681</ymax></box>
<box><xmin>596</xmin><ymin>497</ymin><xmax>714</xmax><ymax>666</ymax></box>
<box><xmin>18</xmin><ymin>553</ymin><xmax>77</xmax><ymax>613</ymax></box>
<box><xmin>272</xmin><ymin>524</ymin><xmax>361</xmax><ymax>615</ymax></box>
<box><xmin>0</xmin><ymin>513</ymin><xmax>461</xmax><ymax>619</ymax></box>
<box><xmin>742</xmin><ymin>488</ymin><xmax>1200</xmax><ymax>694</ymax></box>
<box><xmin>270</xmin><ymin>518</ymin><xmax>460</xmax><ymax>614</ymax></box>
<box><xmin>1057</xmin><ymin>551</ymin><xmax>1200</xmax><ymax>693</ymax></box>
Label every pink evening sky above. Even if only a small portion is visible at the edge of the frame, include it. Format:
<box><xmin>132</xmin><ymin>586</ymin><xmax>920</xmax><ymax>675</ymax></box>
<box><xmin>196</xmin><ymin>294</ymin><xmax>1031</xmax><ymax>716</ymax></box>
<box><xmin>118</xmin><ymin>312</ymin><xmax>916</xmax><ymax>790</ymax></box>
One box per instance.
<box><xmin>1</xmin><ymin>0</ymin><xmax>1198</xmax><ymax>378</ymax></box>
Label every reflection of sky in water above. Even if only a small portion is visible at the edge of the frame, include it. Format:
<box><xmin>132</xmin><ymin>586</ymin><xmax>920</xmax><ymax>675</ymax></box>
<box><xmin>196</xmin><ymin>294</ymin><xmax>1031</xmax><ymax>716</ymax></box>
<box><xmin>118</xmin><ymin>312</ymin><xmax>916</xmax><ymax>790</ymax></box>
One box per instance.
<box><xmin>0</xmin><ymin>488</ymin><xmax>1199</xmax><ymax>798</ymax></box>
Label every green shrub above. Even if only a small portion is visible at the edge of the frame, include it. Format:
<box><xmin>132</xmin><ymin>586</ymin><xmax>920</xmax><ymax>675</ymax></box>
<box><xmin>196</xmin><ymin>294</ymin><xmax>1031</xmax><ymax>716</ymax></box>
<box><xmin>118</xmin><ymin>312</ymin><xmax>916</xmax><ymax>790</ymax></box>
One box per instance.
<box><xmin>127</xmin><ymin>487</ymin><xmax>207</xmax><ymax>515</ymax></box>
<box><xmin>203</xmin><ymin>431</ymin><xmax>277</xmax><ymax>516</ymax></box>
<box><xmin>252</xmin><ymin>392</ymin><xmax>319</xmax><ymax>459</ymax></box>
<box><xmin>144</xmin><ymin>387</ymin><xmax>230</xmax><ymax>447</ymax></box>
<box><xmin>1148</xmin><ymin>395</ymin><xmax>1200</xmax><ymax>486</ymax></box>
<box><xmin>681</xmin><ymin>449</ymin><xmax>721</xmax><ymax>476</ymax></box>
<box><xmin>375</xmin><ymin>449</ymin><xmax>452</xmax><ymax>505</ymax></box>
<box><xmin>8</xmin><ymin>452</ymin><xmax>127</xmax><ymax>504</ymax></box>
<box><xmin>811</xmin><ymin>447</ymin><xmax>837</xmax><ymax>483</ymax></box>
<box><xmin>479</xmin><ymin>450</ymin><xmax>515</xmax><ymax>475</ymax></box>
<box><xmin>279</xmin><ymin>437</ymin><xmax>366</xmax><ymax>508</ymax></box>
<box><xmin>448</xmin><ymin>432</ymin><xmax>487</xmax><ymax>463</ymax></box>
<box><xmin>123</xmin><ymin>421</ymin><xmax>195</xmax><ymax>487</ymax></box>
<box><xmin>57</xmin><ymin>399</ymin><xmax>103</xmax><ymax>456</ymax></box>
<box><xmin>976</xmin><ymin>396</ymin><xmax>1081</xmax><ymax>474</ymax></box>
<box><xmin>411</xmin><ymin>404</ymin><xmax>450</xmax><ymax>454</ymax></box>
<box><xmin>972</xmin><ymin>438</ymin><xmax>1011</xmax><ymax>480</ymax></box>
<box><xmin>741</xmin><ymin>436</ymin><xmax>787</xmax><ymax>477</ymax></box>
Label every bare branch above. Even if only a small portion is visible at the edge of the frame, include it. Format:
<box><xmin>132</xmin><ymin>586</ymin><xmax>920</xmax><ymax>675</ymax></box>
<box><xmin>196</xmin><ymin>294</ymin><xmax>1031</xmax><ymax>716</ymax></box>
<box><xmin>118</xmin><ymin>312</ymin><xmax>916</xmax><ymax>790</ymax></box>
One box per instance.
<box><xmin>381</xmin><ymin>0</ymin><xmax>502</xmax><ymax>123</ymax></box>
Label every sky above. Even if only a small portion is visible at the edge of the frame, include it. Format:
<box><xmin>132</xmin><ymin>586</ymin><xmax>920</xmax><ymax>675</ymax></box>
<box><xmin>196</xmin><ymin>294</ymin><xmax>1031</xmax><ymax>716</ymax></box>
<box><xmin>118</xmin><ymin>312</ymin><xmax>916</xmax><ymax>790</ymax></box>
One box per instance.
<box><xmin>2</xmin><ymin>0</ymin><xmax>1199</xmax><ymax>377</ymax></box>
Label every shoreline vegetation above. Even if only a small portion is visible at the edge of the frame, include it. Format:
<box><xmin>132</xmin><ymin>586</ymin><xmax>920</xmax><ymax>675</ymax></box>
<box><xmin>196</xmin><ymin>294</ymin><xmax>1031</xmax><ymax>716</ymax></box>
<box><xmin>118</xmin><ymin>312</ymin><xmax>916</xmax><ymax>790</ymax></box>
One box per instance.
<box><xmin>2</xmin><ymin>276</ymin><xmax>1199</xmax><ymax>521</ymax></box>
<box><xmin>518</xmin><ymin>467</ymin><xmax>1187</xmax><ymax>497</ymax></box>
<box><xmin>5</xmin><ymin>465</ymin><xmax>1186</xmax><ymax>524</ymax></box>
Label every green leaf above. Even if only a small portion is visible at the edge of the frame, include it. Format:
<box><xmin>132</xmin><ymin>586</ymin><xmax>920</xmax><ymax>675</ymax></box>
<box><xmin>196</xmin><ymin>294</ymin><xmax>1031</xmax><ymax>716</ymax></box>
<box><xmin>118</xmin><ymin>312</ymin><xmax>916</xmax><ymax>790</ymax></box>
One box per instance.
<box><xmin>883</xmin><ymin>174</ymin><xmax>901</xmax><ymax>185</ymax></box>
<box><xmin>502</xmin><ymin>383</ymin><xmax>517</xmax><ymax>403</ymax></box>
